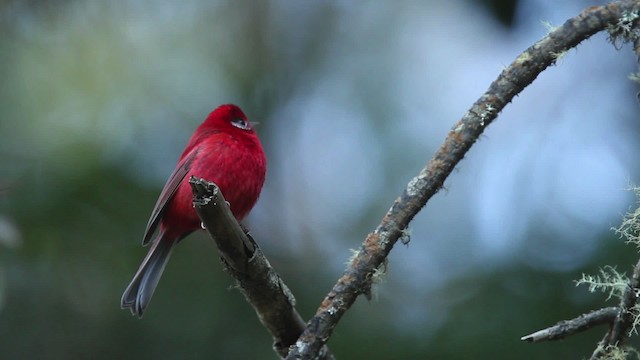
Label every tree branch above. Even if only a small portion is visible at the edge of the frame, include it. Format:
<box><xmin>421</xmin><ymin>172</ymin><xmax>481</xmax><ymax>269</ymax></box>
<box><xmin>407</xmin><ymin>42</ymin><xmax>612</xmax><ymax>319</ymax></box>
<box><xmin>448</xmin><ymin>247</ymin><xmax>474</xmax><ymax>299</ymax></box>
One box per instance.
<box><xmin>189</xmin><ymin>176</ymin><xmax>334</xmax><ymax>360</ymax></box>
<box><xmin>609</xmin><ymin>260</ymin><xmax>640</xmax><ymax>344</ymax></box>
<box><xmin>521</xmin><ymin>307</ymin><xmax>618</xmax><ymax>343</ymax></box>
<box><xmin>590</xmin><ymin>258</ymin><xmax>640</xmax><ymax>359</ymax></box>
<box><xmin>285</xmin><ymin>1</ymin><xmax>640</xmax><ymax>359</ymax></box>
<box><xmin>523</xmin><ymin>245</ymin><xmax>640</xmax><ymax>357</ymax></box>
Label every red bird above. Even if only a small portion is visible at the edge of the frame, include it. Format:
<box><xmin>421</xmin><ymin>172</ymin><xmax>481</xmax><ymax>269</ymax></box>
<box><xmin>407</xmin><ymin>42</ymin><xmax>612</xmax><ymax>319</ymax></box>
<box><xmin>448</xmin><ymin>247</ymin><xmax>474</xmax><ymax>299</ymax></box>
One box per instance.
<box><xmin>121</xmin><ymin>104</ymin><xmax>267</xmax><ymax>317</ymax></box>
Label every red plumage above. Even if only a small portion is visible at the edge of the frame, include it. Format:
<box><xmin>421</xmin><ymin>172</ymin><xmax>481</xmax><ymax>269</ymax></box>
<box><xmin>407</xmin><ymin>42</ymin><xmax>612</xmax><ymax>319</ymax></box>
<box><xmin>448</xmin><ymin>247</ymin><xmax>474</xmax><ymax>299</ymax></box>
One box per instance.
<box><xmin>121</xmin><ymin>104</ymin><xmax>267</xmax><ymax>317</ymax></box>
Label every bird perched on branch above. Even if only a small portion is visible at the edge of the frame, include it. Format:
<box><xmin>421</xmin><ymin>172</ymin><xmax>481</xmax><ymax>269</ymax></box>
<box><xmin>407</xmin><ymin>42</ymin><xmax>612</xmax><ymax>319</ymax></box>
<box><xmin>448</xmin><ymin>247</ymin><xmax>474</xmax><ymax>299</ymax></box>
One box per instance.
<box><xmin>121</xmin><ymin>104</ymin><xmax>267</xmax><ymax>317</ymax></box>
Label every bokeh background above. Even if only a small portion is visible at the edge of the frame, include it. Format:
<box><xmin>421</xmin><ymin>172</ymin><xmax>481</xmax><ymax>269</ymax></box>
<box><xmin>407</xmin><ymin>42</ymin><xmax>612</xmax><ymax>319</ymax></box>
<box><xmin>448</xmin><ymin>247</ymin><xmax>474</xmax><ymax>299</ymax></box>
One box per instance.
<box><xmin>1</xmin><ymin>0</ymin><xmax>639</xmax><ymax>358</ymax></box>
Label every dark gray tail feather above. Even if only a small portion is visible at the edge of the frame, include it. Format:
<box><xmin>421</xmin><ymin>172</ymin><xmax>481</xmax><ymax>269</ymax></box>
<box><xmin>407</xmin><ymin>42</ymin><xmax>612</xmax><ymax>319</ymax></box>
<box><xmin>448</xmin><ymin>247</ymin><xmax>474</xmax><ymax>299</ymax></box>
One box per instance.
<box><xmin>121</xmin><ymin>231</ymin><xmax>175</xmax><ymax>318</ymax></box>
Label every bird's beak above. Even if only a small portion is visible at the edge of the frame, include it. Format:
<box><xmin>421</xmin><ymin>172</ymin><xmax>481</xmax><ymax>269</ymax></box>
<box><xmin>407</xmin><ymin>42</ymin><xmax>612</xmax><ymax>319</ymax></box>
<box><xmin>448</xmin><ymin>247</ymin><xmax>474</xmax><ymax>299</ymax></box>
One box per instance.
<box><xmin>250</xmin><ymin>121</ymin><xmax>260</xmax><ymax>127</ymax></box>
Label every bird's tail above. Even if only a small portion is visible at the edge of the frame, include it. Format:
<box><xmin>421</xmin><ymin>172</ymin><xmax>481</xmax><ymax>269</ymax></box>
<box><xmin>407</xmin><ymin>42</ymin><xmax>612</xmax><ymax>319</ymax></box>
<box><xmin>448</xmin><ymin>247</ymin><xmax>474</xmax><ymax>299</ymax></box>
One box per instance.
<box><xmin>121</xmin><ymin>230</ymin><xmax>175</xmax><ymax>318</ymax></box>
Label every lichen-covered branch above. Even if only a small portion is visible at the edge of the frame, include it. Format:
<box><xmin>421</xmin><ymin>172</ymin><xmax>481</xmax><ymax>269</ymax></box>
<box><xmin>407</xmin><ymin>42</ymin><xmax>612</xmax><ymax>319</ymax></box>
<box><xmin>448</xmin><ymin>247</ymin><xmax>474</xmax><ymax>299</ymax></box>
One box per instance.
<box><xmin>189</xmin><ymin>176</ymin><xmax>334</xmax><ymax>360</ymax></box>
<box><xmin>521</xmin><ymin>307</ymin><xmax>618</xmax><ymax>343</ymax></box>
<box><xmin>590</xmin><ymin>258</ymin><xmax>640</xmax><ymax>359</ymax></box>
<box><xmin>609</xmin><ymin>260</ymin><xmax>640</xmax><ymax>343</ymax></box>
<box><xmin>286</xmin><ymin>1</ymin><xmax>640</xmax><ymax>359</ymax></box>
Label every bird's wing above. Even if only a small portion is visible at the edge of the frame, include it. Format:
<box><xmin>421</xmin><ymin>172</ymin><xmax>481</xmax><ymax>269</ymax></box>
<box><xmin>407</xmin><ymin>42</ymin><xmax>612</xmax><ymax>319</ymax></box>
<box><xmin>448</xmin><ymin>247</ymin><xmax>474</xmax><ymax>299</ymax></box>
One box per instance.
<box><xmin>142</xmin><ymin>149</ymin><xmax>197</xmax><ymax>245</ymax></box>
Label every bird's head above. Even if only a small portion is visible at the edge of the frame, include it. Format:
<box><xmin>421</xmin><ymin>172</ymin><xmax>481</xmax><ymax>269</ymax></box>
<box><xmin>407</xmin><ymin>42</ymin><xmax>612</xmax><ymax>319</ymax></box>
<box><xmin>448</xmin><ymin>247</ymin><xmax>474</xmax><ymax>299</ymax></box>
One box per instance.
<box><xmin>203</xmin><ymin>104</ymin><xmax>258</xmax><ymax>134</ymax></box>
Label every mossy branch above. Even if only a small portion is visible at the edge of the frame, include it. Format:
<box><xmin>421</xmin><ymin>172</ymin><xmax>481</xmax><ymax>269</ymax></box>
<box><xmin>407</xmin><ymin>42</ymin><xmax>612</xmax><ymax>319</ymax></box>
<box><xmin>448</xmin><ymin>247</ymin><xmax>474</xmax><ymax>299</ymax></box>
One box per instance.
<box><xmin>523</xmin><ymin>186</ymin><xmax>640</xmax><ymax>359</ymax></box>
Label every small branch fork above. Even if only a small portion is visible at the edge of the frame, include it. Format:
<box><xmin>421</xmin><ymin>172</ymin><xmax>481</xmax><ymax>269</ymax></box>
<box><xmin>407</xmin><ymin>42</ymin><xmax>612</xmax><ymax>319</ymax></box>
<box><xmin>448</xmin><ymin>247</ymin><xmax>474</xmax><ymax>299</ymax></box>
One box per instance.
<box><xmin>284</xmin><ymin>1</ymin><xmax>640</xmax><ymax>359</ymax></box>
<box><xmin>589</xmin><ymin>258</ymin><xmax>640</xmax><ymax>360</ymax></box>
<box><xmin>521</xmin><ymin>258</ymin><xmax>640</xmax><ymax>359</ymax></box>
<box><xmin>189</xmin><ymin>176</ymin><xmax>334</xmax><ymax>360</ymax></box>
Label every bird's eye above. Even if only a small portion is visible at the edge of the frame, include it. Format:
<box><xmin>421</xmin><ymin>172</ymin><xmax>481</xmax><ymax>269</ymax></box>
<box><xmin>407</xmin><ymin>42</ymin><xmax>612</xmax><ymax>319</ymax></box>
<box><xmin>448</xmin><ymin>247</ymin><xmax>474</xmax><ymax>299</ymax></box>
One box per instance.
<box><xmin>231</xmin><ymin>118</ymin><xmax>251</xmax><ymax>130</ymax></box>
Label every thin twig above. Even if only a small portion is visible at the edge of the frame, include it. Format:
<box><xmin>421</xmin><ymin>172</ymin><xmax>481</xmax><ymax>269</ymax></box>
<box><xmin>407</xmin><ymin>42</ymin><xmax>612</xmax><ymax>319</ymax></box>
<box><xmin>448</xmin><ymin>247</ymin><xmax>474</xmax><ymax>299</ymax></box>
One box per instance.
<box><xmin>610</xmin><ymin>260</ymin><xmax>640</xmax><ymax>343</ymax></box>
<box><xmin>285</xmin><ymin>1</ymin><xmax>640</xmax><ymax>359</ymax></box>
<box><xmin>189</xmin><ymin>176</ymin><xmax>334</xmax><ymax>360</ymax></box>
<box><xmin>521</xmin><ymin>307</ymin><xmax>618</xmax><ymax>343</ymax></box>
<box><xmin>590</xmin><ymin>332</ymin><xmax>614</xmax><ymax>360</ymax></box>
